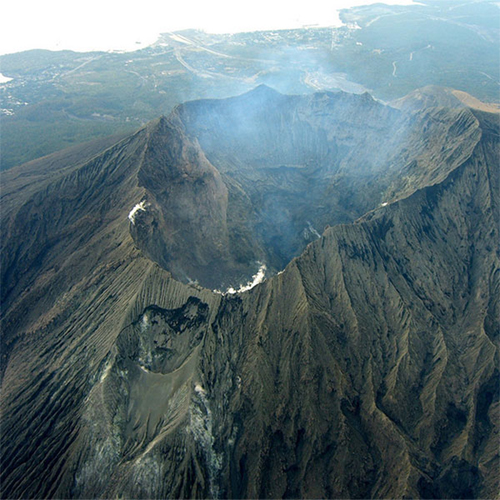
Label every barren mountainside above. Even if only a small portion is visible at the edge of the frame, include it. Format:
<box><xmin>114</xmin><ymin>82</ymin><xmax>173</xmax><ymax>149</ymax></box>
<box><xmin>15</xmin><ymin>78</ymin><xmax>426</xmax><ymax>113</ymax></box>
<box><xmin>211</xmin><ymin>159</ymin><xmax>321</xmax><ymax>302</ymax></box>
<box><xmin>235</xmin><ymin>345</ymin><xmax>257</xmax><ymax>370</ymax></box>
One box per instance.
<box><xmin>0</xmin><ymin>87</ymin><xmax>498</xmax><ymax>499</ymax></box>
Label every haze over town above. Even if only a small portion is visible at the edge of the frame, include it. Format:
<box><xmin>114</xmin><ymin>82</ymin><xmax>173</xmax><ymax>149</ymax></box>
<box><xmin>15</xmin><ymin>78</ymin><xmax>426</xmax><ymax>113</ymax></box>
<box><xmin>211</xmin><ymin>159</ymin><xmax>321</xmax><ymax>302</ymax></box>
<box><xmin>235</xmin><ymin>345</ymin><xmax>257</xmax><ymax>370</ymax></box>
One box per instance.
<box><xmin>1</xmin><ymin>0</ymin><xmax>416</xmax><ymax>55</ymax></box>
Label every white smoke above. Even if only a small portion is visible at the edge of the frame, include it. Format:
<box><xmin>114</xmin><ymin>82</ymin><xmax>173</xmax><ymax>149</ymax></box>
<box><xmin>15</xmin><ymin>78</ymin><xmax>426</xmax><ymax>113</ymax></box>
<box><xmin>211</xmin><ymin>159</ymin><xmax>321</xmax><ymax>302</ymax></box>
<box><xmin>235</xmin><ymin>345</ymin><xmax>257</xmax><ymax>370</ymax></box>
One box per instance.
<box><xmin>128</xmin><ymin>201</ymin><xmax>148</xmax><ymax>224</ymax></box>
<box><xmin>194</xmin><ymin>383</ymin><xmax>206</xmax><ymax>395</ymax></box>
<box><xmin>306</xmin><ymin>221</ymin><xmax>321</xmax><ymax>239</ymax></box>
<box><xmin>214</xmin><ymin>263</ymin><xmax>267</xmax><ymax>295</ymax></box>
<box><xmin>189</xmin><ymin>382</ymin><xmax>221</xmax><ymax>498</ymax></box>
<box><xmin>140</xmin><ymin>311</ymin><xmax>151</xmax><ymax>332</ymax></box>
<box><xmin>99</xmin><ymin>359</ymin><xmax>113</xmax><ymax>383</ymax></box>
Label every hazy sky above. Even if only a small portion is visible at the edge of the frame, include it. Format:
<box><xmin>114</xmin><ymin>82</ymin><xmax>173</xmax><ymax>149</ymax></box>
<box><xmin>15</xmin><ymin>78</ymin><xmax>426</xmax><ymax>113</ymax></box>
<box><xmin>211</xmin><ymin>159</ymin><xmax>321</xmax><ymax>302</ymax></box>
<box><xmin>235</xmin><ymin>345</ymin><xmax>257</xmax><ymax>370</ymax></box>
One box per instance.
<box><xmin>1</xmin><ymin>0</ymin><xmax>416</xmax><ymax>55</ymax></box>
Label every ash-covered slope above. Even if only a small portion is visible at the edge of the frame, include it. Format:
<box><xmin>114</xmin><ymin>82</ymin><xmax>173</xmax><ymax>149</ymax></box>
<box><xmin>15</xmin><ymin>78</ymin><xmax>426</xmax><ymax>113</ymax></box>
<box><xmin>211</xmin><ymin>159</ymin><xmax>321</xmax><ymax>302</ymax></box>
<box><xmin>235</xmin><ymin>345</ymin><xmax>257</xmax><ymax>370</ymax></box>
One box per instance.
<box><xmin>0</xmin><ymin>88</ymin><xmax>498</xmax><ymax>499</ymax></box>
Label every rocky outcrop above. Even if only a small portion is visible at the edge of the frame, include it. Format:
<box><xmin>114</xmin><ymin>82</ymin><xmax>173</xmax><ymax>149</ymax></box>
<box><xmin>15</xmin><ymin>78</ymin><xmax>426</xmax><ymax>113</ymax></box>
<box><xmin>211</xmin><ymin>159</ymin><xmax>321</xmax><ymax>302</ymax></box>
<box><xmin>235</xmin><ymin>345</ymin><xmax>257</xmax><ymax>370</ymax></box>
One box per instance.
<box><xmin>132</xmin><ymin>115</ymin><xmax>234</xmax><ymax>287</ymax></box>
<box><xmin>0</xmin><ymin>88</ymin><xmax>498</xmax><ymax>499</ymax></box>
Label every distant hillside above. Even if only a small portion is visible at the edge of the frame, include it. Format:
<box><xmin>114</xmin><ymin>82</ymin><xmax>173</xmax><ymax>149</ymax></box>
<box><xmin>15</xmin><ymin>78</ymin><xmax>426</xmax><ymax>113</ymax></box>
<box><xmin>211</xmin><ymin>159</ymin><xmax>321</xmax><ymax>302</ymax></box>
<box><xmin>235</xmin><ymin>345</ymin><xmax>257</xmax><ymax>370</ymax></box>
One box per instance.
<box><xmin>1</xmin><ymin>0</ymin><xmax>498</xmax><ymax>170</ymax></box>
<box><xmin>391</xmin><ymin>85</ymin><xmax>500</xmax><ymax>113</ymax></box>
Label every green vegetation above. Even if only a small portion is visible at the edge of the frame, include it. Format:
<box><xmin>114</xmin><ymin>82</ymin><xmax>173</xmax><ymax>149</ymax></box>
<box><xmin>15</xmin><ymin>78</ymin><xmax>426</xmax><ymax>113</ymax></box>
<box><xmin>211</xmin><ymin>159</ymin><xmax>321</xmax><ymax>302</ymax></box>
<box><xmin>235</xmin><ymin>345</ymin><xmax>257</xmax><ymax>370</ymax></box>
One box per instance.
<box><xmin>1</xmin><ymin>0</ymin><xmax>498</xmax><ymax>170</ymax></box>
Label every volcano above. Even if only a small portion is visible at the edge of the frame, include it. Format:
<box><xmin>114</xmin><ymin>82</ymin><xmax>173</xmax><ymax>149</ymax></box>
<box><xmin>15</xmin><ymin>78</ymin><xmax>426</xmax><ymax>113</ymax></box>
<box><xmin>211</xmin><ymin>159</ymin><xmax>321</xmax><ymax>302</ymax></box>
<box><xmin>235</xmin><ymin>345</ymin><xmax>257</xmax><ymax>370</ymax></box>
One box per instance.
<box><xmin>1</xmin><ymin>86</ymin><xmax>498</xmax><ymax>499</ymax></box>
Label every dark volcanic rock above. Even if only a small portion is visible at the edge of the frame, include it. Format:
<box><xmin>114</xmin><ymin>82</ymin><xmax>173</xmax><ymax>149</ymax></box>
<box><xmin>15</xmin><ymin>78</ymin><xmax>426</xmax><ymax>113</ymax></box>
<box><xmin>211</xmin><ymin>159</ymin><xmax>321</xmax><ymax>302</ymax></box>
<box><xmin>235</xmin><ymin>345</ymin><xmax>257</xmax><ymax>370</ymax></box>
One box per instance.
<box><xmin>133</xmin><ymin>115</ymin><xmax>233</xmax><ymax>287</ymax></box>
<box><xmin>0</xmin><ymin>87</ymin><xmax>498</xmax><ymax>499</ymax></box>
